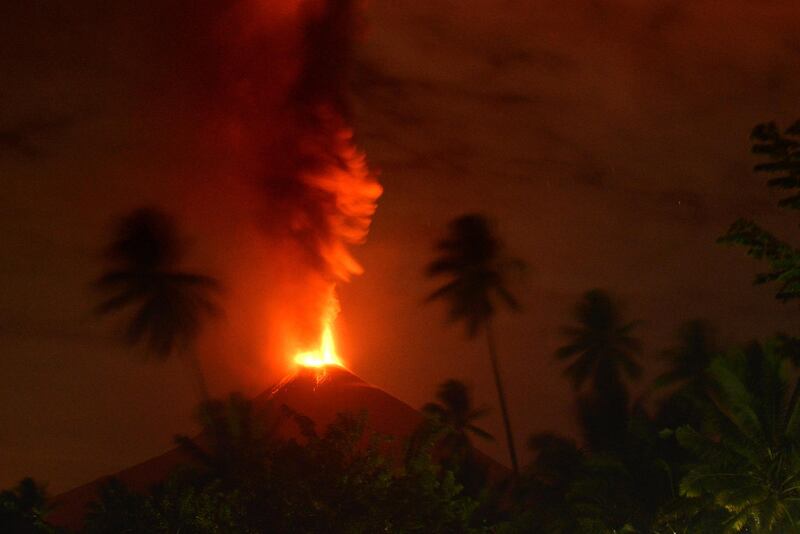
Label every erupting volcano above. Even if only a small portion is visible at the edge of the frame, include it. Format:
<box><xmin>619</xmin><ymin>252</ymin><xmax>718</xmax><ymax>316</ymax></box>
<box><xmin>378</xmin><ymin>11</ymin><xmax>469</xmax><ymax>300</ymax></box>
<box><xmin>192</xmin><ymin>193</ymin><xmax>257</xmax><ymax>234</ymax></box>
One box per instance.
<box><xmin>45</xmin><ymin>2</ymin><xmax>392</xmax><ymax>526</ymax></box>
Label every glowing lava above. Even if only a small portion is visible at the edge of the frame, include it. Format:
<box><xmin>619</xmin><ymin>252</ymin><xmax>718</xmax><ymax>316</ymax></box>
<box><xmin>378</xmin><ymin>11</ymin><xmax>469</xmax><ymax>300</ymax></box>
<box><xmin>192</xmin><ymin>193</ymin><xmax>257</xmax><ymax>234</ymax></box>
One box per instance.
<box><xmin>293</xmin><ymin>293</ymin><xmax>344</xmax><ymax>370</ymax></box>
<box><xmin>293</xmin><ymin>322</ymin><xmax>342</xmax><ymax>368</ymax></box>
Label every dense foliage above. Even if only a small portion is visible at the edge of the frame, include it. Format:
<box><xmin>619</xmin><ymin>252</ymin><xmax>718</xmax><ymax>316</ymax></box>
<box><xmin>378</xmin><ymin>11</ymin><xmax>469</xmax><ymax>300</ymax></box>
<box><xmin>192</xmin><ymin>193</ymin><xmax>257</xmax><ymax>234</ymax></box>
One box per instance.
<box><xmin>79</xmin><ymin>404</ymin><xmax>480</xmax><ymax>534</ymax></box>
<box><xmin>0</xmin><ymin>478</ymin><xmax>54</xmax><ymax>534</ymax></box>
<box><xmin>719</xmin><ymin>120</ymin><xmax>800</xmax><ymax>302</ymax></box>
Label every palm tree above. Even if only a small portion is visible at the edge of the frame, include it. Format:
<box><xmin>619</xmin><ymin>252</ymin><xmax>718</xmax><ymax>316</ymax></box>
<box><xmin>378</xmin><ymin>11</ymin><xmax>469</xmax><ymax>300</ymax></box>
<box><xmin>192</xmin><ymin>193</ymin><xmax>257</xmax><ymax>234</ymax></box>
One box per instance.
<box><xmin>653</xmin><ymin>320</ymin><xmax>719</xmax><ymax>431</ymax></box>
<box><xmin>94</xmin><ymin>207</ymin><xmax>219</xmax><ymax>400</ymax></box>
<box><xmin>655</xmin><ymin>320</ymin><xmax>718</xmax><ymax>391</ymax></box>
<box><xmin>426</xmin><ymin>213</ymin><xmax>522</xmax><ymax>475</ymax></box>
<box><xmin>675</xmin><ymin>340</ymin><xmax>800</xmax><ymax>532</ymax></box>
<box><xmin>423</xmin><ymin>380</ymin><xmax>493</xmax><ymax>458</ymax></box>
<box><xmin>556</xmin><ymin>289</ymin><xmax>642</xmax><ymax>396</ymax></box>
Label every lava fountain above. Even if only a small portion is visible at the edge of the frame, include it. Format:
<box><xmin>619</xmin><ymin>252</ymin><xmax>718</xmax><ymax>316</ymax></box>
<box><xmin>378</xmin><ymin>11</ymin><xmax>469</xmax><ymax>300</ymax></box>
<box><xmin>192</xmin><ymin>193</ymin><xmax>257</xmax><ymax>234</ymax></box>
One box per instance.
<box><xmin>293</xmin><ymin>294</ymin><xmax>344</xmax><ymax>369</ymax></box>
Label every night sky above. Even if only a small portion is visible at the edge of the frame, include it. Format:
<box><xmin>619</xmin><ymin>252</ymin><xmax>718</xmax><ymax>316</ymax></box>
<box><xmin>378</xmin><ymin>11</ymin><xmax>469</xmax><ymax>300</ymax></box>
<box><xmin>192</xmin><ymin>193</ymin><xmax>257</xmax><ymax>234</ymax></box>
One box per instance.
<box><xmin>2</xmin><ymin>0</ymin><xmax>800</xmax><ymax>492</ymax></box>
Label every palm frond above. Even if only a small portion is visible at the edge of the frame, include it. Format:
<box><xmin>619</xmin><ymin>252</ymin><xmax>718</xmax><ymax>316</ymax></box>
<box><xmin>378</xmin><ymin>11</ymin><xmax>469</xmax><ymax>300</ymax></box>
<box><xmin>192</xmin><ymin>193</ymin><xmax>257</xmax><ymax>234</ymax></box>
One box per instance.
<box><xmin>425</xmin><ymin>214</ymin><xmax>520</xmax><ymax>333</ymax></box>
<box><xmin>94</xmin><ymin>208</ymin><xmax>220</xmax><ymax>371</ymax></box>
<box><xmin>94</xmin><ymin>287</ymin><xmax>143</xmax><ymax>315</ymax></box>
<box><xmin>708</xmin><ymin>357</ymin><xmax>765</xmax><ymax>445</ymax></box>
<box><xmin>555</xmin><ymin>290</ymin><xmax>641</xmax><ymax>394</ymax></box>
<box><xmin>466</xmin><ymin>424</ymin><xmax>494</xmax><ymax>441</ymax></box>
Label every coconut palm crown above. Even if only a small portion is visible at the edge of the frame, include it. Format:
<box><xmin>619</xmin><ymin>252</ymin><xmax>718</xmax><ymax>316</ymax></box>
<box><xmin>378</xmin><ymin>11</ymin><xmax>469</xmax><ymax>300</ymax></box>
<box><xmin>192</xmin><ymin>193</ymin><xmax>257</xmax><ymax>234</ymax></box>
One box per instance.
<box><xmin>95</xmin><ymin>207</ymin><xmax>219</xmax><ymax>398</ymax></box>
<box><xmin>556</xmin><ymin>289</ymin><xmax>642</xmax><ymax>394</ymax></box>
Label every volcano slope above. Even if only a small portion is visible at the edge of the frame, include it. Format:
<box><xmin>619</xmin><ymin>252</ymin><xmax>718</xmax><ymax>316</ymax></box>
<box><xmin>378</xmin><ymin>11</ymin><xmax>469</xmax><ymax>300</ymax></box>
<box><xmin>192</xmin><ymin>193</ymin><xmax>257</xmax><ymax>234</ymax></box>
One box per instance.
<box><xmin>47</xmin><ymin>366</ymin><xmax>506</xmax><ymax>530</ymax></box>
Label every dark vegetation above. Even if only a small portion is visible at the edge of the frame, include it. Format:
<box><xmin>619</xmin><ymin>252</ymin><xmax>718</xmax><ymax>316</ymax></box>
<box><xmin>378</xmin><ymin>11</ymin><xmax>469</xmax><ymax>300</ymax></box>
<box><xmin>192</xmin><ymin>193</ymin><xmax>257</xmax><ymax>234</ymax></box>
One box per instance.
<box><xmin>5</xmin><ymin>120</ymin><xmax>800</xmax><ymax>532</ymax></box>
<box><xmin>82</xmin><ymin>407</ymin><xmax>477</xmax><ymax>534</ymax></box>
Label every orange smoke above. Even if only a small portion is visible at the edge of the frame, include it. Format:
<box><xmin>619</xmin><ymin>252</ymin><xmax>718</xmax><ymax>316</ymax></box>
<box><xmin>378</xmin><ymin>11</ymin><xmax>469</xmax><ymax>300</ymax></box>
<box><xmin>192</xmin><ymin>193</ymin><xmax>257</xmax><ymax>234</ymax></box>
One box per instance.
<box><xmin>190</xmin><ymin>0</ymin><xmax>379</xmax><ymax>380</ymax></box>
<box><xmin>290</xmin><ymin>115</ymin><xmax>381</xmax><ymax>371</ymax></box>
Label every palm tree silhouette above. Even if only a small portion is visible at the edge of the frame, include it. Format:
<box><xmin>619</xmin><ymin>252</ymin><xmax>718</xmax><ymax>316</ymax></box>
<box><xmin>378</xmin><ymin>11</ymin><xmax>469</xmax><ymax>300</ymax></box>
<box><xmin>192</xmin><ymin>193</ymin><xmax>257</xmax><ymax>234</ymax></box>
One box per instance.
<box><xmin>649</xmin><ymin>320</ymin><xmax>719</xmax><ymax>432</ymax></box>
<box><xmin>556</xmin><ymin>289</ymin><xmax>641</xmax><ymax>396</ymax></box>
<box><xmin>423</xmin><ymin>380</ymin><xmax>493</xmax><ymax>459</ymax></box>
<box><xmin>655</xmin><ymin>320</ymin><xmax>718</xmax><ymax>391</ymax></box>
<box><xmin>426</xmin><ymin>213</ymin><xmax>522</xmax><ymax>475</ymax></box>
<box><xmin>94</xmin><ymin>207</ymin><xmax>219</xmax><ymax>400</ymax></box>
<box><xmin>556</xmin><ymin>290</ymin><xmax>641</xmax><ymax>452</ymax></box>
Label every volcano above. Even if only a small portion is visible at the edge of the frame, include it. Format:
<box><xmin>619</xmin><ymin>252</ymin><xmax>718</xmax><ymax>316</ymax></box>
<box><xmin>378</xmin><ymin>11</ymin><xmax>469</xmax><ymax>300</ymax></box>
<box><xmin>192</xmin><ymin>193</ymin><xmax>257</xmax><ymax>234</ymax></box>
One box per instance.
<box><xmin>47</xmin><ymin>367</ymin><xmax>506</xmax><ymax>530</ymax></box>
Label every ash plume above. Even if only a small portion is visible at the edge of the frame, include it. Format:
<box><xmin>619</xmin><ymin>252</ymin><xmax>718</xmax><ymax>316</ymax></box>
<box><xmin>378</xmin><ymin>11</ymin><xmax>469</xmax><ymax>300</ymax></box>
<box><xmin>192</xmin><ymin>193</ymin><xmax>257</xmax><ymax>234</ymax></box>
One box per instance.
<box><xmin>262</xmin><ymin>0</ymin><xmax>381</xmax><ymax>283</ymax></box>
<box><xmin>206</xmin><ymin>0</ymin><xmax>381</xmax><ymax>357</ymax></box>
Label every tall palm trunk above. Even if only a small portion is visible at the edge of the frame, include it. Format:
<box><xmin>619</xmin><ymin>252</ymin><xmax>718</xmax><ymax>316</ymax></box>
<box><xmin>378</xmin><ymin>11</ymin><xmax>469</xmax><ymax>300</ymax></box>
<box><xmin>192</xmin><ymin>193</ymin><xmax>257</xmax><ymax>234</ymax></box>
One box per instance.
<box><xmin>486</xmin><ymin>320</ymin><xmax>519</xmax><ymax>476</ymax></box>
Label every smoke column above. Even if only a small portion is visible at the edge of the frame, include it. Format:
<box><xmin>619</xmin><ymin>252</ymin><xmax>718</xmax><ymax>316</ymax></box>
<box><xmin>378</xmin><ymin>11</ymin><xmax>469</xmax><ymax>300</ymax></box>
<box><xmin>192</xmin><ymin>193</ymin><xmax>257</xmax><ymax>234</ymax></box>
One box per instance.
<box><xmin>205</xmin><ymin>0</ymin><xmax>381</xmax><ymax>369</ymax></box>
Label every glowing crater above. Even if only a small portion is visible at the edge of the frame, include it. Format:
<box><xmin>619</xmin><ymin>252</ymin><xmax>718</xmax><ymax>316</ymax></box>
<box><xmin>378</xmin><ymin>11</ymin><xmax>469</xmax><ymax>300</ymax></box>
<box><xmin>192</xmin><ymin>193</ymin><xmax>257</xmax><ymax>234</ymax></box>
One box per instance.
<box><xmin>293</xmin><ymin>323</ymin><xmax>343</xmax><ymax>369</ymax></box>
